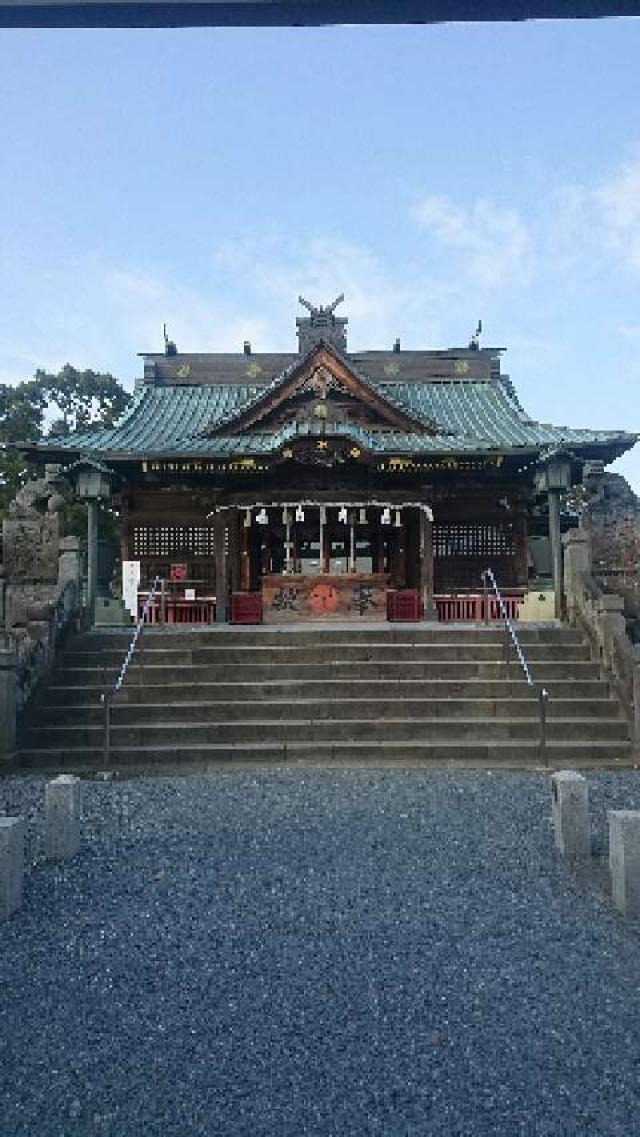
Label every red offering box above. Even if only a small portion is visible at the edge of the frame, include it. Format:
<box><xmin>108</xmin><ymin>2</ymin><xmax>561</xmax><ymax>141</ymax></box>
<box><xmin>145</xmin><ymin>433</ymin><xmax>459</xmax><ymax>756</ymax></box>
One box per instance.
<box><xmin>387</xmin><ymin>590</ymin><xmax>420</xmax><ymax>621</ymax></box>
<box><xmin>230</xmin><ymin>593</ymin><xmax>263</xmax><ymax>624</ymax></box>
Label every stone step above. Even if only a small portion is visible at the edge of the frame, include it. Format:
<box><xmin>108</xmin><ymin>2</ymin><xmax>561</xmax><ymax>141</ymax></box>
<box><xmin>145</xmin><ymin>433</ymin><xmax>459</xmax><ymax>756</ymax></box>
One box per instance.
<box><xmin>20</xmin><ymin>716</ymin><xmax>630</xmax><ymax>748</ymax></box>
<box><xmin>20</xmin><ymin>622</ymin><xmax>628</xmax><ymax>773</ymax></box>
<box><xmin>70</xmin><ymin>626</ymin><xmax>583</xmax><ymax>649</ymax></box>
<box><xmin>61</xmin><ymin>641</ymin><xmax>592</xmax><ymax>666</ymax></box>
<box><xmin>33</xmin><ymin>696</ymin><xmax>621</xmax><ymax>726</ymax></box>
<box><xmin>41</xmin><ymin>677</ymin><xmax>611</xmax><ymax>705</ymax></box>
<box><xmin>16</xmin><ymin>737</ymin><xmax>634</xmax><ymax>772</ymax></box>
<box><xmin>54</xmin><ymin>659</ymin><xmax>602</xmax><ymax>683</ymax></box>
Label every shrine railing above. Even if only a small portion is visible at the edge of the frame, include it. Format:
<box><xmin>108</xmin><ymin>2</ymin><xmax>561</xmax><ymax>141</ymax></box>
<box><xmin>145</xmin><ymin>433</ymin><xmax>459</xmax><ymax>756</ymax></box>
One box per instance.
<box><xmin>435</xmin><ymin>591</ymin><xmax>524</xmax><ymax>623</ymax></box>
<box><xmin>483</xmin><ymin>568</ymin><xmax>550</xmax><ymax>766</ymax></box>
<box><xmin>100</xmin><ymin>576</ymin><xmax>162</xmax><ymax>765</ymax></box>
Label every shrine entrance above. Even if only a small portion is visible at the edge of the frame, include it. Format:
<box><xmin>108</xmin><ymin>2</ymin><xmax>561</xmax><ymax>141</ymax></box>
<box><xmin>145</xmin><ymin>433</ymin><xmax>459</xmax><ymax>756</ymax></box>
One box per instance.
<box><xmin>214</xmin><ymin>500</ymin><xmax>433</xmax><ymax>624</ymax></box>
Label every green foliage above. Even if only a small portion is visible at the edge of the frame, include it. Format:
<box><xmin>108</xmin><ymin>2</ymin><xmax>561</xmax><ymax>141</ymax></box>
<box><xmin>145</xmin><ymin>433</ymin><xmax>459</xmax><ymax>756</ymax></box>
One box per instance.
<box><xmin>0</xmin><ymin>379</ymin><xmax>46</xmax><ymax>515</ymax></box>
<box><xmin>0</xmin><ymin>365</ymin><xmax>131</xmax><ymax>530</ymax></box>
<box><xmin>34</xmin><ymin>364</ymin><xmax>131</xmax><ymax>436</ymax></box>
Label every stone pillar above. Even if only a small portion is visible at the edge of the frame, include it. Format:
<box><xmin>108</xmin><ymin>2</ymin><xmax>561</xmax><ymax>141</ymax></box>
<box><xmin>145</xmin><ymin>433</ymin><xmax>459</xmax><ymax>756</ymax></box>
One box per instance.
<box><xmin>0</xmin><ymin>566</ymin><xmax>6</xmax><ymax>628</ymax></box>
<box><xmin>633</xmin><ymin>649</ymin><xmax>640</xmax><ymax>749</ymax></box>
<box><xmin>87</xmin><ymin>500</ymin><xmax>98</xmax><ymax>624</ymax></box>
<box><xmin>45</xmin><ymin>774</ymin><xmax>81</xmax><ymax>860</ymax></box>
<box><xmin>551</xmin><ymin>770</ymin><xmax>590</xmax><ymax>862</ymax></box>
<box><xmin>214</xmin><ymin>512</ymin><xmax>227</xmax><ymax>624</ymax></box>
<box><xmin>562</xmin><ymin>529</ymin><xmax>591</xmax><ymax>626</ymax></box>
<box><xmin>597</xmin><ymin>593</ymin><xmax>626</xmax><ymax>676</ymax></box>
<box><xmin>608</xmin><ymin>811</ymin><xmax>640</xmax><ymax>917</ymax></box>
<box><xmin>548</xmin><ymin>489</ymin><xmax>563</xmax><ymax>620</ymax></box>
<box><xmin>419</xmin><ymin>508</ymin><xmax>435</xmax><ymax>620</ymax></box>
<box><xmin>58</xmin><ymin>535</ymin><xmax>81</xmax><ymax>590</ymax></box>
<box><xmin>0</xmin><ymin>816</ymin><xmax>24</xmax><ymax>919</ymax></box>
<box><xmin>0</xmin><ymin>641</ymin><xmax>18</xmax><ymax>757</ymax></box>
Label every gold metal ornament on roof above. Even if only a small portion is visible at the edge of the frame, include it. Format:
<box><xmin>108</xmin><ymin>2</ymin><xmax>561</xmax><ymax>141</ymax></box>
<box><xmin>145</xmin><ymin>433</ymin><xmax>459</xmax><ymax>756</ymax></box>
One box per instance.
<box><xmin>384</xmin><ymin>362</ymin><xmax>400</xmax><ymax>378</ymax></box>
<box><xmin>176</xmin><ymin>363</ymin><xmax>191</xmax><ymax>379</ymax></box>
<box><xmin>454</xmin><ymin>360</ymin><xmax>470</xmax><ymax>375</ymax></box>
<box><xmin>246</xmin><ymin>362</ymin><xmax>263</xmax><ymax>379</ymax></box>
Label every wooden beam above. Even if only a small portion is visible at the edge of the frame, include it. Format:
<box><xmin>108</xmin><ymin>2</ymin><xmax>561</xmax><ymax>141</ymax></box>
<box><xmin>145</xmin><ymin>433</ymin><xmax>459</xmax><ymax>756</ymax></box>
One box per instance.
<box><xmin>419</xmin><ymin>508</ymin><xmax>435</xmax><ymax>620</ymax></box>
<box><xmin>213</xmin><ymin>512</ymin><xmax>228</xmax><ymax>623</ymax></box>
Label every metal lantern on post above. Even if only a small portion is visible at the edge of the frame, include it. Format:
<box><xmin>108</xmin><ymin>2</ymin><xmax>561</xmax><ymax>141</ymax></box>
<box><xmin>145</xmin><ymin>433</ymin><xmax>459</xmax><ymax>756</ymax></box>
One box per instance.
<box><xmin>68</xmin><ymin>458</ymin><xmax>114</xmax><ymax>626</ymax></box>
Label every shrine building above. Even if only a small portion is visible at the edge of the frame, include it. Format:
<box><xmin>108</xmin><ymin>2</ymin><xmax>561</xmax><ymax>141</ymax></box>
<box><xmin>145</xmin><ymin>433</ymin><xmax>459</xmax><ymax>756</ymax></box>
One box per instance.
<box><xmin>24</xmin><ymin>297</ymin><xmax>637</xmax><ymax>624</ymax></box>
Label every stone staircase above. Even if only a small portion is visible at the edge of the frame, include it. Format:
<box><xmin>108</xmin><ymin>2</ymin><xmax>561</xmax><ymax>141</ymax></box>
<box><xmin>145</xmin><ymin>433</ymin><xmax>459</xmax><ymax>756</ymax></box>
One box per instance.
<box><xmin>16</xmin><ymin>624</ymin><xmax>634</xmax><ymax>771</ymax></box>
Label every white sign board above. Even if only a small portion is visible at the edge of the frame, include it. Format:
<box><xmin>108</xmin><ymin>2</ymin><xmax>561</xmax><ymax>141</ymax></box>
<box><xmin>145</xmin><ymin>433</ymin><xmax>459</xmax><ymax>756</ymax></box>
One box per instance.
<box><xmin>122</xmin><ymin>560</ymin><xmax>141</xmax><ymax>617</ymax></box>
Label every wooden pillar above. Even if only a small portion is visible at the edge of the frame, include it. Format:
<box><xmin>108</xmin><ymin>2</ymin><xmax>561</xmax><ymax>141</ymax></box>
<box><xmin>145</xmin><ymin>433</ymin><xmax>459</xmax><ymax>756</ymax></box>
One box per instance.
<box><xmin>117</xmin><ymin>493</ymin><xmax>130</xmax><ymax>563</ymax></box>
<box><xmin>419</xmin><ymin>507</ymin><xmax>435</xmax><ymax>620</ymax></box>
<box><xmin>319</xmin><ymin>506</ymin><xmax>328</xmax><ymax>573</ymax></box>
<box><xmin>548</xmin><ymin>489</ymin><xmax>563</xmax><ymax>620</ymax></box>
<box><xmin>214</xmin><ymin>511</ymin><xmax>227</xmax><ymax>624</ymax></box>
<box><xmin>375</xmin><ymin>523</ymin><xmax>385</xmax><ymax>574</ymax></box>
<box><xmin>228</xmin><ymin>508</ymin><xmax>240</xmax><ymax>594</ymax></box>
<box><xmin>514</xmin><ymin>508</ymin><xmax>528</xmax><ymax>586</ymax></box>
<box><xmin>392</xmin><ymin>518</ymin><xmax>407</xmax><ymax>587</ymax></box>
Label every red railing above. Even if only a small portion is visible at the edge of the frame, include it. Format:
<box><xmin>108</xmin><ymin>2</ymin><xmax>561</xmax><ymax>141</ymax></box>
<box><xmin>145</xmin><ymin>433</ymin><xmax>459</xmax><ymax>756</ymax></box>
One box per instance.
<box><xmin>435</xmin><ymin>593</ymin><xmax>523</xmax><ymax>623</ymax></box>
<box><xmin>137</xmin><ymin>594</ymin><xmax>216</xmax><ymax>624</ymax></box>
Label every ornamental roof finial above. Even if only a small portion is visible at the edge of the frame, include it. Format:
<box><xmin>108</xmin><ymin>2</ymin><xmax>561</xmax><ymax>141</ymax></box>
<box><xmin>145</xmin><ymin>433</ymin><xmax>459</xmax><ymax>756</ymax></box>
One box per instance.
<box><xmin>296</xmin><ymin>294</ymin><xmax>348</xmax><ymax>354</ymax></box>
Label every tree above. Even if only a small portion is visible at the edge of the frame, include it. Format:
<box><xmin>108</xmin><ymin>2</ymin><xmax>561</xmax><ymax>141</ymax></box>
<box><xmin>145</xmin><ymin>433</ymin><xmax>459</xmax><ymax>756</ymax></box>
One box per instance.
<box><xmin>34</xmin><ymin>364</ymin><xmax>131</xmax><ymax>436</ymax></box>
<box><xmin>0</xmin><ymin>365</ymin><xmax>131</xmax><ymax>522</ymax></box>
<box><xmin>0</xmin><ymin>379</ymin><xmax>46</xmax><ymax>516</ymax></box>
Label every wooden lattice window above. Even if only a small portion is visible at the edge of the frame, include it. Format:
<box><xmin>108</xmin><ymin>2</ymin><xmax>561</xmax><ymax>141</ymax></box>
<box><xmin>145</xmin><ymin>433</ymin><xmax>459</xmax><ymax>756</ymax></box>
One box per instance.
<box><xmin>132</xmin><ymin>525</ymin><xmax>216</xmax><ymax>558</ymax></box>
<box><xmin>434</xmin><ymin>522</ymin><xmax>515</xmax><ymax>559</ymax></box>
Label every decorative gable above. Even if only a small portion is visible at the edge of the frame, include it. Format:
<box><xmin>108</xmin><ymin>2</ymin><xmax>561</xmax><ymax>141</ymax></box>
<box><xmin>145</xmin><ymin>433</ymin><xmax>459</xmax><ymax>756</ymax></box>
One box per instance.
<box><xmin>204</xmin><ymin>342</ymin><xmax>439</xmax><ymax>438</ymax></box>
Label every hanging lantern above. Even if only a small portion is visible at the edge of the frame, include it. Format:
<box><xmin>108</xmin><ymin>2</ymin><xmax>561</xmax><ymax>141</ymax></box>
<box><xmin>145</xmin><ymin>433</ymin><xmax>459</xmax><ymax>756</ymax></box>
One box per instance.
<box><xmin>338</xmin><ymin>506</ymin><xmax>348</xmax><ymax>523</ymax></box>
<box><xmin>295</xmin><ymin>505</ymin><xmax>305</xmax><ymax>522</ymax></box>
<box><xmin>381</xmin><ymin>507</ymin><xmax>391</xmax><ymax>526</ymax></box>
<box><xmin>256</xmin><ymin>508</ymin><xmax>268</xmax><ymax>526</ymax></box>
<box><xmin>394</xmin><ymin>509</ymin><xmax>401</xmax><ymax>528</ymax></box>
<box><xmin>243</xmin><ymin>508</ymin><xmax>251</xmax><ymax>528</ymax></box>
<box><xmin>359</xmin><ymin>507</ymin><xmax>367</xmax><ymax>524</ymax></box>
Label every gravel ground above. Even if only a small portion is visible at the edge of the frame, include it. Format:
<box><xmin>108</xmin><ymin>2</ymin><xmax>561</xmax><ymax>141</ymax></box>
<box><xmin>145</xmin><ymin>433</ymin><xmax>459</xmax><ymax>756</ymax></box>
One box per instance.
<box><xmin>2</xmin><ymin>768</ymin><xmax>640</xmax><ymax>1137</ymax></box>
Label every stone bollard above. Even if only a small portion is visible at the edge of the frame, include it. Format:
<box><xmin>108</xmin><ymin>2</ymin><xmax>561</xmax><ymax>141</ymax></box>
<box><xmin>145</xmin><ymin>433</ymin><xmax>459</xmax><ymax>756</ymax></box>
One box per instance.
<box><xmin>45</xmin><ymin>775</ymin><xmax>81</xmax><ymax>861</ymax></box>
<box><xmin>0</xmin><ymin>816</ymin><xmax>24</xmax><ymax>919</ymax></box>
<box><xmin>551</xmin><ymin>770</ymin><xmax>591</xmax><ymax>862</ymax></box>
<box><xmin>608</xmin><ymin>811</ymin><xmax>640</xmax><ymax>917</ymax></box>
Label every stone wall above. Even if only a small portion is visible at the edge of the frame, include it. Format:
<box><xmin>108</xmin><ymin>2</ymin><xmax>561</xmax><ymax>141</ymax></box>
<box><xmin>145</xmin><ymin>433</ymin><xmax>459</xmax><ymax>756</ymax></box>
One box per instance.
<box><xmin>581</xmin><ymin>472</ymin><xmax>640</xmax><ymax>636</ymax></box>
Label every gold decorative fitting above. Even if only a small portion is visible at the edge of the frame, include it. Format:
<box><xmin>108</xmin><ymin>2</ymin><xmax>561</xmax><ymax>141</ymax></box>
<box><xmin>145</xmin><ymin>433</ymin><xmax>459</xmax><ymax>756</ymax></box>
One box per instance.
<box><xmin>246</xmin><ymin>362</ymin><xmax>263</xmax><ymax>379</ymax></box>
<box><xmin>454</xmin><ymin>360</ymin><xmax>470</xmax><ymax>375</ymax></box>
<box><xmin>316</xmin><ymin>440</ymin><xmax>329</xmax><ymax>450</ymax></box>
<box><xmin>282</xmin><ymin>448</ymin><xmax>293</xmax><ymax>459</ymax></box>
<box><xmin>349</xmin><ymin>447</ymin><xmax>361</xmax><ymax>459</ymax></box>
<box><xmin>176</xmin><ymin>363</ymin><xmax>191</xmax><ymax>379</ymax></box>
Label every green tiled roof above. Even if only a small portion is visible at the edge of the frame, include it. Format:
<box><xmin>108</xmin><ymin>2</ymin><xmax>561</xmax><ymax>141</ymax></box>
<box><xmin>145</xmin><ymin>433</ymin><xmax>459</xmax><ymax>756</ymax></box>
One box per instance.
<box><xmin>27</xmin><ymin>373</ymin><xmax>635</xmax><ymax>462</ymax></box>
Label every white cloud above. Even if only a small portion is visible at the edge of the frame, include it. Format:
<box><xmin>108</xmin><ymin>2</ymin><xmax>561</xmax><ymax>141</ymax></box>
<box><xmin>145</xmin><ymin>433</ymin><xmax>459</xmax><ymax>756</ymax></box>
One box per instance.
<box><xmin>212</xmin><ymin>232</ymin><xmax>447</xmax><ymax>350</ymax></box>
<box><xmin>410</xmin><ymin>194</ymin><xmax>532</xmax><ymax>291</ymax></box>
<box><xmin>595</xmin><ymin>156</ymin><xmax>640</xmax><ymax>272</ymax></box>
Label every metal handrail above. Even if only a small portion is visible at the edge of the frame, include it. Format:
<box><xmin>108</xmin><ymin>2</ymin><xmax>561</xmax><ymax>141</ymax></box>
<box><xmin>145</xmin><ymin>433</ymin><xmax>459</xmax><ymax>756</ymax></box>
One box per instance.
<box><xmin>100</xmin><ymin>576</ymin><xmax>162</xmax><ymax>766</ymax></box>
<box><xmin>483</xmin><ymin>568</ymin><xmax>550</xmax><ymax>767</ymax></box>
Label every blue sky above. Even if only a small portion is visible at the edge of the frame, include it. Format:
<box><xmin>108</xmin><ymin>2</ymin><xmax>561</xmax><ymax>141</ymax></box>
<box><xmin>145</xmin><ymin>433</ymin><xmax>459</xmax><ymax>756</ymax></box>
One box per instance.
<box><xmin>0</xmin><ymin>20</ymin><xmax>639</xmax><ymax>487</ymax></box>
